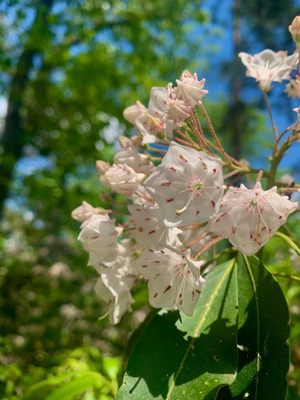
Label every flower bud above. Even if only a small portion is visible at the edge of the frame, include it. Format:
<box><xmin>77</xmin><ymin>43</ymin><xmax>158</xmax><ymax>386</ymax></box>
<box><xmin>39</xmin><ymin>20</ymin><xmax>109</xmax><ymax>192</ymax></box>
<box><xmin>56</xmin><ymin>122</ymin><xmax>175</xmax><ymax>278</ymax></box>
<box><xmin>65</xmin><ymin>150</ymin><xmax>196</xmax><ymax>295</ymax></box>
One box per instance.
<box><xmin>96</xmin><ymin>160</ymin><xmax>110</xmax><ymax>175</ymax></box>
<box><xmin>123</xmin><ymin>101</ymin><xmax>145</xmax><ymax>124</ymax></box>
<box><xmin>289</xmin><ymin>16</ymin><xmax>300</xmax><ymax>43</ymax></box>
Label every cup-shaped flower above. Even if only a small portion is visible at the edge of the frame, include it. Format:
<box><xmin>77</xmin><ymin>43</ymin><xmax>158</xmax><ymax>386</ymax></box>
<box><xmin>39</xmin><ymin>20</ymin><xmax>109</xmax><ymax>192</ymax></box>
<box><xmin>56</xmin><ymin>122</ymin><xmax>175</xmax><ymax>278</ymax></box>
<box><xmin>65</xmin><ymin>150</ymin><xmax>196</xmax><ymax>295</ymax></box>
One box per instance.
<box><xmin>99</xmin><ymin>163</ymin><xmax>145</xmax><ymax>197</ymax></box>
<box><xmin>137</xmin><ymin>248</ymin><xmax>205</xmax><ymax>315</ymax></box>
<box><xmin>95</xmin><ymin>276</ymin><xmax>134</xmax><ymax>325</ymax></box>
<box><xmin>128</xmin><ymin>204</ymin><xmax>181</xmax><ymax>250</ymax></box>
<box><xmin>144</xmin><ymin>142</ymin><xmax>224</xmax><ymax>226</ymax></box>
<box><xmin>239</xmin><ymin>49</ymin><xmax>298</xmax><ymax>91</ymax></box>
<box><xmin>209</xmin><ymin>182</ymin><xmax>297</xmax><ymax>255</ymax></box>
<box><xmin>78</xmin><ymin>214</ymin><xmax>118</xmax><ymax>264</ymax></box>
<box><xmin>114</xmin><ymin>136</ymin><xmax>153</xmax><ymax>175</ymax></box>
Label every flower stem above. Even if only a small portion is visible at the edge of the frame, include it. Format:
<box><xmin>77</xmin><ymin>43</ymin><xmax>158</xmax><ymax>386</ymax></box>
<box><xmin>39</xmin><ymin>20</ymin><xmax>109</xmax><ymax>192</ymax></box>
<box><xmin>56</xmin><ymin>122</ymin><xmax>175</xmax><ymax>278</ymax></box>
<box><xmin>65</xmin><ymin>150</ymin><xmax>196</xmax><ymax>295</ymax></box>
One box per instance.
<box><xmin>200</xmin><ymin>103</ymin><xmax>233</xmax><ymax>164</ymax></box>
<box><xmin>262</xmin><ymin>90</ymin><xmax>278</xmax><ymax>140</ymax></box>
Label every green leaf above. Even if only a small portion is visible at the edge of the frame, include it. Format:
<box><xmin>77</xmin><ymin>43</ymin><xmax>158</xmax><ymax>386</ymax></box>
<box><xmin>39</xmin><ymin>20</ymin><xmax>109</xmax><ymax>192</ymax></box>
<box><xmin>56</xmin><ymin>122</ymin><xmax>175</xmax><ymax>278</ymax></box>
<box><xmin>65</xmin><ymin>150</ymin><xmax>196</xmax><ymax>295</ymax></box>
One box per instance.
<box><xmin>274</xmin><ymin>231</ymin><xmax>300</xmax><ymax>255</ymax></box>
<box><xmin>229</xmin><ymin>255</ymin><xmax>290</xmax><ymax>400</ymax></box>
<box><xmin>117</xmin><ymin>259</ymin><xmax>238</xmax><ymax>399</ymax></box>
<box><xmin>44</xmin><ymin>372</ymin><xmax>106</xmax><ymax>400</ymax></box>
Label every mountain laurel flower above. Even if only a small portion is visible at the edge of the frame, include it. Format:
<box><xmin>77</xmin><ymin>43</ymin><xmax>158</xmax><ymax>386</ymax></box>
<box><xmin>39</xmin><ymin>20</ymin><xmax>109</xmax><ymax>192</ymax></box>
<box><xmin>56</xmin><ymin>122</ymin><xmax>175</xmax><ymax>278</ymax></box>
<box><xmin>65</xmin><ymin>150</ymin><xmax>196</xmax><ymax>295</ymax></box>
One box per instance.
<box><xmin>137</xmin><ymin>248</ymin><xmax>205</xmax><ymax>315</ymax></box>
<box><xmin>135</xmin><ymin>111</ymin><xmax>166</xmax><ymax>143</ymax></box>
<box><xmin>99</xmin><ymin>163</ymin><xmax>145</xmax><ymax>197</ymax></box>
<box><xmin>209</xmin><ymin>182</ymin><xmax>297</xmax><ymax>255</ymax></box>
<box><xmin>176</xmin><ymin>70</ymin><xmax>208</xmax><ymax>107</ymax></box>
<box><xmin>94</xmin><ymin>239</ymin><xmax>138</xmax><ymax>324</ymax></box>
<box><xmin>71</xmin><ymin>201</ymin><xmax>108</xmax><ymax>222</ymax></box>
<box><xmin>285</xmin><ymin>75</ymin><xmax>300</xmax><ymax>98</ymax></box>
<box><xmin>289</xmin><ymin>16</ymin><xmax>300</xmax><ymax>43</ymax></box>
<box><xmin>128</xmin><ymin>204</ymin><xmax>182</xmax><ymax>250</ymax></box>
<box><xmin>123</xmin><ymin>101</ymin><xmax>146</xmax><ymax>124</ymax></box>
<box><xmin>78</xmin><ymin>214</ymin><xmax>118</xmax><ymax>264</ymax></box>
<box><xmin>239</xmin><ymin>49</ymin><xmax>298</xmax><ymax>91</ymax></box>
<box><xmin>95</xmin><ymin>276</ymin><xmax>134</xmax><ymax>325</ymax></box>
<box><xmin>144</xmin><ymin>142</ymin><xmax>224</xmax><ymax>226</ymax></box>
<box><xmin>114</xmin><ymin>136</ymin><xmax>153</xmax><ymax>175</ymax></box>
<box><xmin>148</xmin><ymin>85</ymin><xmax>192</xmax><ymax>132</ymax></box>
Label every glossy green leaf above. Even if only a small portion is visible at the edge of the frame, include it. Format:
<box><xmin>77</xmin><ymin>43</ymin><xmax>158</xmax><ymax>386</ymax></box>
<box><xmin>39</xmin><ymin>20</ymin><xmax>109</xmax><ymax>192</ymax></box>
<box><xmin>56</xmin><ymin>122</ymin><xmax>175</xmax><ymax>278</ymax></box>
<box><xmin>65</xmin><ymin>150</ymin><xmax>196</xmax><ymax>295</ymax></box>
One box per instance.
<box><xmin>117</xmin><ymin>259</ymin><xmax>238</xmax><ymax>400</ymax></box>
<box><xmin>228</xmin><ymin>255</ymin><xmax>290</xmax><ymax>400</ymax></box>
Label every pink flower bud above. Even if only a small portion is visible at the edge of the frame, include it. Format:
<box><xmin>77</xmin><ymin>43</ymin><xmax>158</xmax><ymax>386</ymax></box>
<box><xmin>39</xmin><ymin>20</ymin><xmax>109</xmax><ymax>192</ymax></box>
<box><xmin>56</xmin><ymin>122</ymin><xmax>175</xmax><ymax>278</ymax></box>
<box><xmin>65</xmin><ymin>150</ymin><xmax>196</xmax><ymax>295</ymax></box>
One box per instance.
<box><xmin>123</xmin><ymin>101</ymin><xmax>146</xmax><ymax>124</ymax></box>
<box><xmin>289</xmin><ymin>16</ymin><xmax>300</xmax><ymax>43</ymax></box>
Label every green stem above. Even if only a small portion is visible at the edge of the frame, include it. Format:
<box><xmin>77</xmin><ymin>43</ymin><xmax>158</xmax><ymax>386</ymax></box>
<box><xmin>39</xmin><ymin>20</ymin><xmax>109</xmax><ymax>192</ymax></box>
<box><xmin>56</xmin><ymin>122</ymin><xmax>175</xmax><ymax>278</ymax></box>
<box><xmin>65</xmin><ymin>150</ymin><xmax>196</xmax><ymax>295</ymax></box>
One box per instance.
<box><xmin>262</xmin><ymin>90</ymin><xmax>278</xmax><ymax>140</ymax></box>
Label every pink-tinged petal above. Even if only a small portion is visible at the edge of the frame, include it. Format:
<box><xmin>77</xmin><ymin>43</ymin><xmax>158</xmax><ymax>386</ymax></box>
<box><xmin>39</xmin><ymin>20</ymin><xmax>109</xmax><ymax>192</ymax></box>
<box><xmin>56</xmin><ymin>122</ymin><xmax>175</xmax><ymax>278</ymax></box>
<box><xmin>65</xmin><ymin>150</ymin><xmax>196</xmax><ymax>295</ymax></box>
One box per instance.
<box><xmin>144</xmin><ymin>142</ymin><xmax>224</xmax><ymax>226</ymax></box>
<box><xmin>137</xmin><ymin>248</ymin><xmax>204</xmax><ymax>315</ymax></box>
<box><xmin>209</xmin><ymin>182</ymin><xmax>297</xmax><ymax>255</ymax></box>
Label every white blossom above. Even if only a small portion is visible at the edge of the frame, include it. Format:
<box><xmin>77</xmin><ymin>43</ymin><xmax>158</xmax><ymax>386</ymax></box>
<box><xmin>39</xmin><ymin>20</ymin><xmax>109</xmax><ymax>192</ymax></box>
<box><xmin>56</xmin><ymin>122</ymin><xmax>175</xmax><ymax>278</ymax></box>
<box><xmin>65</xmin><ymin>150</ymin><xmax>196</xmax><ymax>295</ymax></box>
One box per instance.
<box><xmin>285</xmin><ymin>75</ymin><xmax>300</xmax><ymax>98</ymax></box>
<box><xmin>239</xmin><ymin>49</ymin><xmax>298</xmax><ymax>91</ymax></box>
<box><xmin>123</xmin><ymin>101</ymin><xmax>146</xmax><ymax>124</ymax></box>
<box><xmin>137</xmin><ymin>248</ymin><xmax>205</xmax><ymax>315</ymax></box>
<box><xmin>114</xmin><ymin>136</ymin><xmax>153</xmax><ymax>175</ymax></box>
<box><xmin>149</xmin><ymin>85</ymin><xmax>192</xmax><ymax>125</ymax></box>
<box><xmin>78</xmin><ymin>214</ymin><xmax>118</xmax><ymax>263</ymax></box>
<box><xmin>144</xmin><ymin>142</ymin><xmax>224</xmax><ymax>226</ymax></box>
<box><xmin>94</xmin><ymin>240</ymin><xmax>138</xmax><ymax>324</ymax></box>
<box><xmin>176</xmin><ymin>70</ymin><xmax>208</xmax><ymax>107</ymax></box>
<box><xmin>71</xmin><ymin>201</ymin><xmax>107</xmax><ymax>222</ymax></box>
<box><xmin>128</xmin><ymin>204</ymin><xmax>181</xmax><ymax>249</ymax></box>
<box><xmin>209</xmin><ymin>182</ymin><xmax>297</xmax><ymax>255</ymax></box>
<box><xmin>99</xmin><ymin>163</ymin><xmax>145</xmax><ymax>197</ymax></box>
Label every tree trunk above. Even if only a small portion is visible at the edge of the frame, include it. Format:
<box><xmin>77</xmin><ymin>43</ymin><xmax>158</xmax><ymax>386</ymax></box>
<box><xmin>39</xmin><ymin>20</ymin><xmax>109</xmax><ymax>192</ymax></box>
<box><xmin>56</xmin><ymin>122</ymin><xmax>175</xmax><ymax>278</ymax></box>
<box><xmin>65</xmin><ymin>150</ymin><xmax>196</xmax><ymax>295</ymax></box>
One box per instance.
<box><xmin>229</xmin><ymin>0</ymin><xmax>243</xmax><ymax>160</ymax></box>
<box><xmin>0</xmin><ymin>0</ymin><xmax>54</xmax><ymax>218</ymax></box>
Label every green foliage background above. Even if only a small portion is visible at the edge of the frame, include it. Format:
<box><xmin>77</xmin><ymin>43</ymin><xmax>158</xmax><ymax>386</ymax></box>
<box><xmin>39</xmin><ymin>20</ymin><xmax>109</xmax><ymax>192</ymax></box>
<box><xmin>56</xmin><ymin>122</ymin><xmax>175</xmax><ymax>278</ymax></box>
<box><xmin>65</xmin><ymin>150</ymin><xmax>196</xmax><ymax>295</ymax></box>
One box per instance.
<box><xmin>0</xmin><ymin>0</ymin><xmax>300</xmax><ymax>399</ymax></box>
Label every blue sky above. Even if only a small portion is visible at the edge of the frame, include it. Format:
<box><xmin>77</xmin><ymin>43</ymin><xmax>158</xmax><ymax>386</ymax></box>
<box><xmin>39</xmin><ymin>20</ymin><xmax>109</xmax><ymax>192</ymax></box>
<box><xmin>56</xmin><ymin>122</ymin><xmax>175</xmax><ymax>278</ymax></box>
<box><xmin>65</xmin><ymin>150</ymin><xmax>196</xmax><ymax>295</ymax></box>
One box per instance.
<box><xmin>2</xmin><ymin>0</ymin><xmax>300</xmax><ymax>185</ymax></box>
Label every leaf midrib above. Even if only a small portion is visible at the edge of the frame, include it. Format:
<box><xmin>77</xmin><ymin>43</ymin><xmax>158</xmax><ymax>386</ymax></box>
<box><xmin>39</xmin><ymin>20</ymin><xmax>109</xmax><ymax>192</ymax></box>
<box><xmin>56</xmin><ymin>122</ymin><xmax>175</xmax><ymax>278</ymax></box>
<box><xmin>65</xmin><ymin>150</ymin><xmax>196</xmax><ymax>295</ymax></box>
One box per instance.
<box><xmin>166</xmin><ymin>259</ymin><xmax>236</xmax><ymax>399</ymax></box>
<box><xmin>243</xmin><ymin>255</ymin><xmax>260</xmax><ymax>400</ymax></box>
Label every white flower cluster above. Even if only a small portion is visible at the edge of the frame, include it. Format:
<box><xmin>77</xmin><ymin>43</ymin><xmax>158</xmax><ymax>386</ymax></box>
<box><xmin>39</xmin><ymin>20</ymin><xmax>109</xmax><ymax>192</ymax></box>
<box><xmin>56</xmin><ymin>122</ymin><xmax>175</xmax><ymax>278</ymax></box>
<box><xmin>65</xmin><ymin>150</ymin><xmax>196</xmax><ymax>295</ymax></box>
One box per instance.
<box><xmin>72</xmin><ymin>67</ymin><xmax>298</xmax><ymax>324</ymax></box>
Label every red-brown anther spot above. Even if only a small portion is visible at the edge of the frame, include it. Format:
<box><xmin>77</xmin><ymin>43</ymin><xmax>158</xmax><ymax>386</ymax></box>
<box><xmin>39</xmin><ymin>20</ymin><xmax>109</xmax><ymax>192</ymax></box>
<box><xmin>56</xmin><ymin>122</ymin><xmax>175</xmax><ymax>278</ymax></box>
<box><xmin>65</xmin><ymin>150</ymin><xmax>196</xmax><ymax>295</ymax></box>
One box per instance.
<box><xmin>212</xmin><ymin>168</ymin><xmax>217</xmax><ymax>174</ymax></box>
<box><xmin>142</xmin><ymin>264</ymin><xmax>148</xmax><ymax>268</ymax></box>
<box><xmin>279</xmin><ymin>215</ymin><xmax>283</xmax><ymax>219</ymax></box>
<box><xmin>154</xmin><ymin>260</ymin><xmax>160</xmax><ymax>263</ymax></box>
<box><xmin>154</xmin><ymin>273</ymin><xmax>160</xmax><ymax>278</ymax></box>
<box><xmin>179</xmin><ymin>154</ymin><xmax>188</xmax><ymax>163</ymax></box>
<box><xmin>148</xmin><ymin>230</ymin><xmax>156</xmax><ymax>235</ymax></box>
<box><xmin>161</xmin><ymin>181</ymin><xmax>171</xmax><ymax>186</ymax></box>
<box><xmin>138</xmin><ymin>227</ymin><xmax>144</xmax><ymax>232</ymax></box>
<box><xmin>211</xmin><ymin>200</ymin><xmax>216</xmax><ymax>208</ymax></box>
<box><xmin>164</xmin><ymin>285</ymin><xmax>171</xmax><ymax>293</ymax></box>
<box><xmin>148</xmin><ymin>249</ymin><xmax>154</xmax><ymax>252</ymax></box>
<box><xmin>145</xmin><ymin>218</ymin><xmax>151</xmax><ymax>221</ymax></box>
<box><xmin>160</xmin><ymin>250</ymin><xmax>166</xmax><ymax>254</ymax></box>
<box><xmin>232</xmin><ymin>226</ymin><xmax>237</xmax><ymax>234</ymax></box>
<box><xmin>196</xmin><ymin>210</ymin><xmax>200</xmax><ymax>215</ymax></box>
<box><xmin>195</xmin><ymin>289</ymin><xmax>201</xmax><ymax>294</ymax></box>
<box><xmin>153</xmin><ymin>293</ymin><xmax>158</xmax><ymax>298</ymax></box>
<box><xmin>166</xmin><ymin>198</ymin><xmax>174</xmax><ymax>203</ymax></box>
<box><xmin>169</xmin><ymin>166</ymin><xmax>177</xmax><ymax>172</ymax></box>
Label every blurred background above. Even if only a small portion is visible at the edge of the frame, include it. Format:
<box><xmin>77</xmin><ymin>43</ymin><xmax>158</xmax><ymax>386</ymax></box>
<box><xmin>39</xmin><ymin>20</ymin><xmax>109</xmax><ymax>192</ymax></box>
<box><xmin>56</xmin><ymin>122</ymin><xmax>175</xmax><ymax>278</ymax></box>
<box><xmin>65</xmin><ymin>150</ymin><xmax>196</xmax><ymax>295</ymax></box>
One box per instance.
<box><xmin>1</xmin><ymin>0</ymin><xmax>300</xmax><ymax>399</ymax></box>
